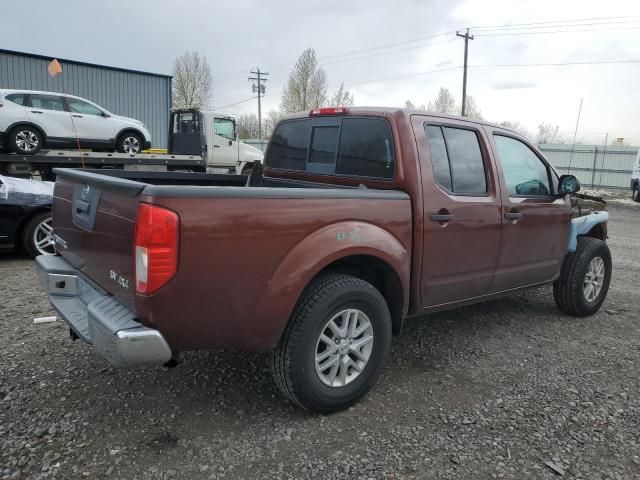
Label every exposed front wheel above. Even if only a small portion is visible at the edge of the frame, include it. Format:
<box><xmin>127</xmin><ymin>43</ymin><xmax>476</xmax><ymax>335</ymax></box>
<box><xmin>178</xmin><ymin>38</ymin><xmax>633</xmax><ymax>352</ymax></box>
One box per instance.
<box><xmin>22</xmin><ymin>211</ymin><xmax>55</xmax><ymax>258</ymax></box>
<box><xmin>633</xmin><ymin>185</ymin><xmax>640</xmax><ymax>203</ymax></box>
<box><xmin>117</xmin><ymin>133</ymin><xmax>143</xmax><ymax>154</ymax></box>
<box><xmin>270</xmin><ymin>273</ymin><xmax>392</xmax><ymax>413</ymax></box>
<box><xmin>553</xmin><ymin>237</ymin><xmax>612</xmax><ymax>317</ymax></box>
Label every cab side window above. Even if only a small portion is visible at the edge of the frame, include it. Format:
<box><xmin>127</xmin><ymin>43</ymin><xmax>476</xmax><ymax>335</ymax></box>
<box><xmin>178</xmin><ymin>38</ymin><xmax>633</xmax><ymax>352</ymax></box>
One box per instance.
<box><xmin>213</xmin><ymin>118</ymin><xmax>236</xmax><ymax>141</ymax></box>
<box><xmin>494</xmin><ymin>135</ymin><xmax>551</xmax><ymax>196</ymax></box>
<box><xmin>425</xmin><ymin>125</ymin><xmax>487</xmax><ymax>195</ymax></box>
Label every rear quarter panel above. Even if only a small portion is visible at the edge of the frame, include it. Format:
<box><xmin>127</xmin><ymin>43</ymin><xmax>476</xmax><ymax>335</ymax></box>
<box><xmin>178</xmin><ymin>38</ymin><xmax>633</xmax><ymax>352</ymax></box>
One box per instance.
<box><xmin>135</xmin><ymin>192</ymin><xmax>412</xmax><ymax>351</ymax></box>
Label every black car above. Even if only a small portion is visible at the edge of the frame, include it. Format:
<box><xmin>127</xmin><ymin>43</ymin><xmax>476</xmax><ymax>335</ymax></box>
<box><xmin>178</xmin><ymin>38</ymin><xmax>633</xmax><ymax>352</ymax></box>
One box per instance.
<box><xmin>0</xmin><ymin>175</ymin><xmax>54</xmax><ymax>258</ymax></box>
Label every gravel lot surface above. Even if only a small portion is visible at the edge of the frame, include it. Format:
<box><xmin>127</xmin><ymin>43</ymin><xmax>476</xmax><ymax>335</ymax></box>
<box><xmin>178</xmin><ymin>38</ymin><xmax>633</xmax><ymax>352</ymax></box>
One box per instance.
<box><xmin>1</xmin><ymin>204</ymin><xmax>639</xmax><ymax>480</ymax></box>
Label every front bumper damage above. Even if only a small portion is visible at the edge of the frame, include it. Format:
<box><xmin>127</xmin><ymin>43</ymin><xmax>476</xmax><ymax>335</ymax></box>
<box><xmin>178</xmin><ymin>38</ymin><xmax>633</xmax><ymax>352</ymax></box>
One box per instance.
<box><xmin>36</xmin><ymin>255</ymin><xmax>172</xmax><ymax>368</ymax></box>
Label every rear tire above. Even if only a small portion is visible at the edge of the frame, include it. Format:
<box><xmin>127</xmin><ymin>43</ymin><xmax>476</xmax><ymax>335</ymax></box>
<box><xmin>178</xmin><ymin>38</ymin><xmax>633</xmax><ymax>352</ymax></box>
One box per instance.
<box><xmin>116</xmin><ymin>132</ymin><xmax>143</xmax><ymax>154</ymax></box>
<box><xmin>553</xmin><ymin>237</ymin><xmax>611</xmax><ymax>317</ymax></box>
<box><xmin>22</xmin><ymin>211</ymin><xmax>55</xmax><ymax>258</ymax></box>
<box><xmin>8</xmin><ymin>126</ymin><xmax>43</xmax><ymax>155</ymax></box>
<box><xmin>270</xmin><ymin>273</ymin><xmax>392</xmax><ymax>413</ymax></box>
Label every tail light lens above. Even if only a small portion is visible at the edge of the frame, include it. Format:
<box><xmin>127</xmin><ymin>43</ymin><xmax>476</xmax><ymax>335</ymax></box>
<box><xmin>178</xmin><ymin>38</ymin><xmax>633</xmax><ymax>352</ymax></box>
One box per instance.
<box><xmin>134</xmin><ymin>203</ymin><xmax>179</xmax><ymax>294</ymax></box>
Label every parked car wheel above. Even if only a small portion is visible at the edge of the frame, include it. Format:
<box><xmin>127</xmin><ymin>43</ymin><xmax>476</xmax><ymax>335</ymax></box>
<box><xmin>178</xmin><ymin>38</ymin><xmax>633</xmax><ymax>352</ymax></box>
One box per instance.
<box><xmin>9</xmin><ymin>126</ymin><xmax>43</xmax><ymax>155</ymax></box>
<box><xmin>632</xmin><ymin>185</ymin><xmax>640</xmax><ymax>203</ymax></box>
<box><xmin>270</xmin><ymin>273</ymin><xmax>392</xmax><ymax>413</ymax></box>
<box><xmin>553</xmin><ymin>237</ymin><xmax>612</xmax><ymax>317</ymax></box>
<box><xmin>117</xmin><ymin>132</ymin><xmax>143</xmax><ymax>154</ymax></box>
<box><xmin>22</xmin><ymin>211</ymin><xmax>55</xmax><ymax>258</ymax></box>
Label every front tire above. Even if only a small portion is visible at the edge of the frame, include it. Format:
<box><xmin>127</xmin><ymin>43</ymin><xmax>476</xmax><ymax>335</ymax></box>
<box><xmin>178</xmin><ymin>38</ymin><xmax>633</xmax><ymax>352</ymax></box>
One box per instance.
<box><xmin>8</xmin><ymin>126</ymin><xmax>43</xmax><ymax>155</ymax></box>
<box><xmin>22</xmin><ymin>211</ymin><xmax>55</xmax><ymax>258</ymax></box>
<box><xmin>553</xmin><ymin>237</ymin><xmax>612</xmax><ymax>317</ymax></box>
<box><xmin>116</xmin><ymin>132</ymin><xmax>143</xmax><ymax>154</ymax></box>
<box><xmin>270</xmin><ymin>273</ymin><xmax>392</xmax><ymax>413</ymax></box>
<box><xmin>632</xmin><ymin>185</ymin><xmax>640</xmax><ymax>203</ymax></box>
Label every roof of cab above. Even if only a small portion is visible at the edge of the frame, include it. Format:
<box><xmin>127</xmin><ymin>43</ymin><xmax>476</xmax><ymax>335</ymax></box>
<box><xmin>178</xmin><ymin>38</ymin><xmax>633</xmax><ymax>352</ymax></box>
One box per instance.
<box><xmin>281</xmin><ymin>106</ymin><xmax>523</xmax><ymax>138</ymax></box>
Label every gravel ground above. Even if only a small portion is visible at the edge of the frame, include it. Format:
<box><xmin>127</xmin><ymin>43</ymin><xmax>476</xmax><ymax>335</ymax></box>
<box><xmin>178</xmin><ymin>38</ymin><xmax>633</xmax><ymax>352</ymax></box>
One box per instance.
<box><xmin>1</xmin><ymin>204</ymin><xmax>639</xmax><ymax>480</ymax></box>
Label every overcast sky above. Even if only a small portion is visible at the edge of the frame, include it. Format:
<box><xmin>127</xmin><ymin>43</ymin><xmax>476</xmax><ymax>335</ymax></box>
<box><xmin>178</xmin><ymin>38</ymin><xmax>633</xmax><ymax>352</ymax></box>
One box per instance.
<box><xmin>2</xmin><ymin>0</ymin><xmax>639</xmax><ymax>143</ymax></box>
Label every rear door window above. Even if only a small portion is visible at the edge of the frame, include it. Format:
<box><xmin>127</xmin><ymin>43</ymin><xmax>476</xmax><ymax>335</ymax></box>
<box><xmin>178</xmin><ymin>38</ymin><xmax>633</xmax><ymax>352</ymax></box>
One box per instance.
<box><xmin>425</xmin><ymin>125</ymin><xmax>487</xmax><ymax>195</ymax></box>
<box><xmin>5</xmin><ymin>93</ymin><xmax>26</xmax><ymax>106</ymax></box>
<box><xmin>266</xmin><ymin>117</ymin><xmax>395</xmax><ymax>179</ymax></box>
<box><xmin>30</xmin><ymin>94</ymin><xmax>66</xmax><ymax>111</ymax></box>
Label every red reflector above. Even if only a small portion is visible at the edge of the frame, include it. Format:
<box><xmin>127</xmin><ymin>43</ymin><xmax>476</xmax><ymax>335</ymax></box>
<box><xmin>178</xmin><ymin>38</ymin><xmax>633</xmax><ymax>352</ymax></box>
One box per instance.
<box><xmin>309</xmin><ymin>107</ymin><xmax>349</xmax><ymax>116</ymax></box>
<box><xmin>134</xmin><ymin>203</ymin><xmax>179</xmax><ymax>294</ymax></box>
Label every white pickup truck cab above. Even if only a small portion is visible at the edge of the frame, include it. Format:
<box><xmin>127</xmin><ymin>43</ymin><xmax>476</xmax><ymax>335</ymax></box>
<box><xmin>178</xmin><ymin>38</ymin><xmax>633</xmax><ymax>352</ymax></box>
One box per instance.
<box><xmin>631</xmin><ymin>149</ymin><xmax>640</xmax><ymax>202</ymax></box>
<box><xmin>169</xmin><ymin>109</ymin><xmax>263</xmax><ymax>174</ymax></box>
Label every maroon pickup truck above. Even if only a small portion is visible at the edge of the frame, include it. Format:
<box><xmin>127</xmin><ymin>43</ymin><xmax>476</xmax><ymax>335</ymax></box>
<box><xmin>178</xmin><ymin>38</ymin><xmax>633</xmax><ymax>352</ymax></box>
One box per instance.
<box><xmin>36</xmin><ymin>107</ymin><xmax>611</xmax><ymax>412</ymax></box>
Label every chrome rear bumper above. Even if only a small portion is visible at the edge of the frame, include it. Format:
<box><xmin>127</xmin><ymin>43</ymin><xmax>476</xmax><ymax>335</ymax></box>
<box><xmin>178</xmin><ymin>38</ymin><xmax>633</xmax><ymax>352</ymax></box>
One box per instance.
<box><xmin>36</xmin><ymin>255</ymin><xmax>172</xmax><ymax>368</ymax></box>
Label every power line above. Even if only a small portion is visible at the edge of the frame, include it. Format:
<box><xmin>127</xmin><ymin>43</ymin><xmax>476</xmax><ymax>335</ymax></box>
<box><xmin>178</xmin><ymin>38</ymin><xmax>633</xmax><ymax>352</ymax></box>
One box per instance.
<box><xmin>468</xmin><ymin>15</ymin><xmax>633</xmax><ymax>30</ymax></box>
<box><xmin>215</xmin><ymin>96</ymin><xmax>257</xmax><ymax>110</ymax></box>
<box><xmin>475</xmin><ymin>25</ymin><xmax>640</xmax><ymax>37</ymax></box>
<box><xmin>472</xmin><ymin>18</ymin><xmax>640</xmax><ymax>32</ymax></box>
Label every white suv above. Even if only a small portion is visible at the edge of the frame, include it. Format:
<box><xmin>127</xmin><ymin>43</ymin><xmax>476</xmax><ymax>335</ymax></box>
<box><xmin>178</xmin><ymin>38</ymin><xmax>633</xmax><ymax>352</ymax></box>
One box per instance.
<box><xmin>0</xmin><ymin>89</ymin><xmax>151</xmax><ymax>154</ymax></box>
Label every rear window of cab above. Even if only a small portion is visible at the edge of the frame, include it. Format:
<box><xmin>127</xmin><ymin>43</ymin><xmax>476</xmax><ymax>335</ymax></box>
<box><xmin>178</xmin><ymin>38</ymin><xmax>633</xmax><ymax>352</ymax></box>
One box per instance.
<box><xmin>266</xmin><ymin>117</ymin><xmax>396</xmax><ymax>179</ymax></box>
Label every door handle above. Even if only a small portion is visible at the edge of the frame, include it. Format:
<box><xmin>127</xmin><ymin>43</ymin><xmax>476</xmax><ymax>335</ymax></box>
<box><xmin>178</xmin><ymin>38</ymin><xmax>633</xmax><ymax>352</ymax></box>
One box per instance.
<box><xmin>30</xmin><ymin>110</ymin><xmax>43</xmax><ymax>114</ymax></box>
<box><xmin>430</xmin><ymin>213</ymin><xmax>454</xmax><ymax>222</ymax></box>
<box><xmin>72</xmin><ymin>114</ymin><xmax>83</xmax><ymax>118</ymax></box>
<box><xmin>213</xmin><ymin>145</ymin><xmax>220</xmax><ymax>148</ymax></box>
<box><xmin>504</xmin><ymin>212</ymin><xmax>523</xmax><ymax>220</ymax></box>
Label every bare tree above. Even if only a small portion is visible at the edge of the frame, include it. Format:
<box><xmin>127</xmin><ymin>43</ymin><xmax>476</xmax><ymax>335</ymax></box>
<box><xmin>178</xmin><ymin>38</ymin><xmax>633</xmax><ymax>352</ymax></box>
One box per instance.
<box><xmin>404</xmin><ymin>99</ymin><xmax>426</xmax><ymax>110</ymax></box>
<box><xmin>263</xmin><ymin>110</ymin><xmax>285</xmax><ymax>138</ymax></box>
<box><xmin>461</xmin><ymin>95</ymin><xmax>483</xmax><ymax>120</ymax></box>
<box><xmin>536</xmin><ymin>123</ymin><xmax>563</xmax><ymax>144</ymax></box>
<box><xmin>280</xmin><ymin>48</ymin><xmax>328</xmax><ymax>113</ymax></box>
<box><xmin>427</xmin><ymin>87</ymin><xmax>457</xmax><ymax>115</ymax></box>
<box><xmin>236</xmin><ymin>114</ymin><xmax>260</xmax><ymax>139</ymax></box>
<box><xmin>498</xmin><ymin>120</ymin><xmax>533</xmax><ymax>140</ymax></box>
<box><xmin>172</xmin><ymin>51</ymin><xmax>212</xmax><ymax>109</ymax></box>
<box><xmin>330</xmin><ymin>83</ymin><xmax>355</xmax><ymax>107</ymax></box>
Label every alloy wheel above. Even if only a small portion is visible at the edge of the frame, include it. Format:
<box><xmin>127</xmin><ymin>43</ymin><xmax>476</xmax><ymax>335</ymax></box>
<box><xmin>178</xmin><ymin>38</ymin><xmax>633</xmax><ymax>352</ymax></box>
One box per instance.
<box><xmin>122</xmin><ymin>136</ymin><xmax>141</xmax><ymax>153</ymax></box>
<box><xmin>32</xmin><ymin>217</ymin><xmax>55</xmax><ymax>255</ymax></box>
<box><xmin>16</xmin><ymin>130</ymin><xmax>39</xmax><ymax>152</ymax></box>
<box><xmin>314</xmin><ymin>308</ymin><xmax>374</xmax><ymax>387</ymax></box>
<box><xmin>583</xmin><ymin>256</ymin><xmax>605</xmax><ymax>303</ymax></box>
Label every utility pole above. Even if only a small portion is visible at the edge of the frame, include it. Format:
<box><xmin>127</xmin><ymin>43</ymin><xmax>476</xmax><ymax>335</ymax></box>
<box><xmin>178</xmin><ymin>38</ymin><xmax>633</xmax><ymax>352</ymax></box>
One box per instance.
<box><xmin>567</xmin><ymin>98</ymin><xmax>583</xmax><ymax>175</ymax></box>
<box><xmin>248</xmin><ymin>68</ymin><xmax>268</xmax><ymax>139</ymax></box>
<box><xmin>456</xmin><ymin>28</ymin><xmax>474</xmax><ymax>116</ymax></box>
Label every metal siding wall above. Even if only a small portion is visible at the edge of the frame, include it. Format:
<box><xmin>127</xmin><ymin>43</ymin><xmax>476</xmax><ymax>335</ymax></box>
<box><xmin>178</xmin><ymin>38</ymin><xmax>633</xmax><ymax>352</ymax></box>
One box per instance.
<box><xmin>0</xmin><ymin>51</ymin><xmax>170</xmax><ymax>147</ymax></box>
<box><xmin>539</xmin><ymin>143</ymin><xmax>638</xmax><ymax>190</ymax></box>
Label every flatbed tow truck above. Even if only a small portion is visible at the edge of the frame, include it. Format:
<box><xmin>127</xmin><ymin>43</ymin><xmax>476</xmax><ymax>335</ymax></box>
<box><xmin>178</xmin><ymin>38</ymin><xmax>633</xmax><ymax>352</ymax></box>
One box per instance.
<box><xmin>0</xmin><ymin>109</ymin><xmax>263</xmax><ymax>179</ymax></box>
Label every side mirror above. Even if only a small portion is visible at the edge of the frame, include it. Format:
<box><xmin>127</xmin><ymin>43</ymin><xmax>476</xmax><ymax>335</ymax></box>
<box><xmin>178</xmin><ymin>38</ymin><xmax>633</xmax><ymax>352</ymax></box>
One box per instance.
<box><xmin>101</xmin><ymin>111</ymin><xmax>110</xmax><ymax>118</ymax></box>
<box><xmin>558</xmin><ymin>174</ymin><xmax>580</xmax><ymax>196</ymax></box>
<box><xmin>228</xmin><ymin>139</ymin><xmax>233</xmax><ymax>146</ymax></box>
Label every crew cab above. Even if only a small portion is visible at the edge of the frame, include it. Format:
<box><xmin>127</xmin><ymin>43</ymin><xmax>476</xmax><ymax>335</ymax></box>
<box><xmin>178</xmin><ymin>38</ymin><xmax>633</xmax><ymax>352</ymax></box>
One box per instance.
<box><xmin>36</xmin><ymin>107</ymin><xmax>611</xmax><ymax>413</ymax></box>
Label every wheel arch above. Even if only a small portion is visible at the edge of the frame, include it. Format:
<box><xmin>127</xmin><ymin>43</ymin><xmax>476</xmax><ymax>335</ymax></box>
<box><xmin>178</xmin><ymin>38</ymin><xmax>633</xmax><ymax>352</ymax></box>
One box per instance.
<box><xmin>251</xmin><ymin>221</ymin><xmax>410</xmax><ymax>350</ymax></box>
<box><xmin>115</xmin><ymin>127</ymin><xmax>146</xmax><ymax>146</ymax></box>
<box><xmin>4</xmin><ymin>122</ymin><xmax>47</xmax><ymax>146</ymax></box>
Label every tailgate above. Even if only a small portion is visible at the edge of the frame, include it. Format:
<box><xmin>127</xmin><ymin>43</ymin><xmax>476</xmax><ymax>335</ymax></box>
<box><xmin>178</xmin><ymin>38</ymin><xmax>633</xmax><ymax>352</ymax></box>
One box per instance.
<box><xmin>52</xmin><ymin>169</ymin><xmax>146</xmax><ymax>312</ymax></box>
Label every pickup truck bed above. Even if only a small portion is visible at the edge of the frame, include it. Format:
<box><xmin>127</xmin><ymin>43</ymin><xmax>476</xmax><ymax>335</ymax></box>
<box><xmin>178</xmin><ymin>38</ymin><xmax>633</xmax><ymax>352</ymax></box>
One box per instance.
<box><xmin>44</xmin><ymin>168</ymin><xmax>410</xmax><ymax>355</ymax></box>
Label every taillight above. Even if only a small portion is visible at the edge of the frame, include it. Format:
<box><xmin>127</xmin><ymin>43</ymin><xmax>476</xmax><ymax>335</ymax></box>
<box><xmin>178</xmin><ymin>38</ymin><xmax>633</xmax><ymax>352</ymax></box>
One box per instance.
<box><xmin>134</xmin><ymin>203</ymin><xmax>178</xmax><ymax>294</ymax></box>
<box><xmin>309</xmin><ymin>107</ymin><xmax>348</xmax><ymax>116</ymax></box>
